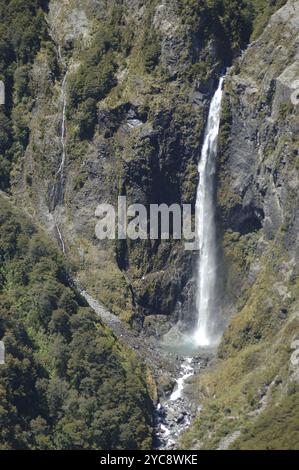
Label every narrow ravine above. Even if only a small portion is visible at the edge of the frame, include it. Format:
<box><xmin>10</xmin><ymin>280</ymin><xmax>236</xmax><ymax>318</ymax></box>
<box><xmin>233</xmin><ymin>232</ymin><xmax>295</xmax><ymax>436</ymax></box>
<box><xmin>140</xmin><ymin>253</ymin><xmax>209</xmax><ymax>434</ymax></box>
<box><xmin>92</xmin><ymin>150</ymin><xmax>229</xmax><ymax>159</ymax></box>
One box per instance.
<box><xmin>155</xmin><ymin>77</ymin><xmax>225</xmax><ymax>449</ymax></box>
<box><xmin>77</xmin><ymin>282</ymin><xmax>208</xmax><ymax>450</ymax></box>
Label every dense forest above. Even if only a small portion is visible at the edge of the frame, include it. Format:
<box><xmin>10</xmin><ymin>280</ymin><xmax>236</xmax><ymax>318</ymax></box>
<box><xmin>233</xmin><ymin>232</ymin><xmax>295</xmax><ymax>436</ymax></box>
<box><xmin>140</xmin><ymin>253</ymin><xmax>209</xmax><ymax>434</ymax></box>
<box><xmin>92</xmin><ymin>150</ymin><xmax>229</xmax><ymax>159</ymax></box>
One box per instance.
<box><xmin>0</xmin><ymin>195</ymin><xmax>153</xmax><ymax>449</ymax></box>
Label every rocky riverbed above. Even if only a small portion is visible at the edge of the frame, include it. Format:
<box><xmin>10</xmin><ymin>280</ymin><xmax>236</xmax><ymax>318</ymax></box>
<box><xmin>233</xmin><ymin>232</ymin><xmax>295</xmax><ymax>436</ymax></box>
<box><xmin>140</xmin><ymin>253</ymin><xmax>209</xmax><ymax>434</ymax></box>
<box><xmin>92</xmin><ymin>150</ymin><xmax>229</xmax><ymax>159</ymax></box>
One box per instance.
<box><xmin>154</xmin><ymin>354</ymin><xmax>211</xmax><ymax>450</ymax></box>
<box><xmin>154</xmin><ymin>357</ymin><xmax>198</xmax><ymax>450</ymax></box>
<box><xmin>75</xmin><ymin>280</ymin><xmax>215</xmax><ymax>450</ymax></box>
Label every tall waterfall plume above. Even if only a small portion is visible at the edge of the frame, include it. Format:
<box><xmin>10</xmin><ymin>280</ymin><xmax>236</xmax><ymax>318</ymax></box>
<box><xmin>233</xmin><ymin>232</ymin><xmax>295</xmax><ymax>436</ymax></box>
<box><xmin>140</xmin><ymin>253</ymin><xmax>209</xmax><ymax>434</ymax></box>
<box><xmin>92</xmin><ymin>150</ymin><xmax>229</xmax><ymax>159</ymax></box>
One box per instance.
<box><xmin>194</xmin><ymin>77</ymin><xmax>224</xmax><ymax>347</ymax></box>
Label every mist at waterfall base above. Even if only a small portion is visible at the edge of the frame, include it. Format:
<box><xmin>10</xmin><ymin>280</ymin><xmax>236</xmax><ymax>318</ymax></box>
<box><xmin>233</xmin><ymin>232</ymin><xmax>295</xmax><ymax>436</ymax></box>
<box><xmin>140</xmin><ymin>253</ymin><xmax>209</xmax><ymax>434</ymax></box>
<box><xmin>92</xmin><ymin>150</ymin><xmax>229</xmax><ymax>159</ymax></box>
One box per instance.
<box><xmin>161</xmin><ymin>78</ymin><xmax>224</xmax><ymax>356</ymax></box>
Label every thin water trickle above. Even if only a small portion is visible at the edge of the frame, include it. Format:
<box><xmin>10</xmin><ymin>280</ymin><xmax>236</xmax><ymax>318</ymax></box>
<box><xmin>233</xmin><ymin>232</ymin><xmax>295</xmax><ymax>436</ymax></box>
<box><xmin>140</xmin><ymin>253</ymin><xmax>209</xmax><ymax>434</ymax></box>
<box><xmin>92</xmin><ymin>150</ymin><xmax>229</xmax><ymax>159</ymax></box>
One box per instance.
<box><xmin>49</xmin><ymin>50</ymin><xmax>69</xmax><ymax>248</ymax></box>
<box><xmin>56</xmin><ymin>70</ymin><xmax>68</xmax><ymax>178</ymax></box>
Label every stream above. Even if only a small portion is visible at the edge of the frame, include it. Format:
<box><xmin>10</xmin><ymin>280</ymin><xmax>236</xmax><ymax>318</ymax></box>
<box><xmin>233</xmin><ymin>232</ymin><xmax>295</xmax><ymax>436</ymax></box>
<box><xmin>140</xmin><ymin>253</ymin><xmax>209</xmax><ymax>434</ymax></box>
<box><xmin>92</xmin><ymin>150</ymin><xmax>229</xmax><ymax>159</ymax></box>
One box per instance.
<box><xmin>77</xmin><ymin>283</ymin><xmax>211</xmax><ymax>450</ymax></box>
<box><xmin>154</xmin><ymin>357</ymin><xmax>198</xmax><ymax>449</ymax></box>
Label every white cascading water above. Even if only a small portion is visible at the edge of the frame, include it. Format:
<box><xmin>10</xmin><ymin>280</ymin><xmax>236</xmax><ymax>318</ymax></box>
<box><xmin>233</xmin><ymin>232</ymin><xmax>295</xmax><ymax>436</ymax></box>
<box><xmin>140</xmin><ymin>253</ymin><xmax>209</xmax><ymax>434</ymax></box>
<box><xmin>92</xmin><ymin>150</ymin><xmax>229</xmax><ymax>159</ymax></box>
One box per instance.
<box><xmin>194</xmin><ymin>77</ymin><xmax>224</xmax><ymax>347</ymax></box>
<box><xmin>53</xmin><ymin>70</ymin><xmax>68</xmax><ymax>253</ymax></box>
<box><xmin>56</xmin><ymin>70</ymin><xmax>68</xmax><ymax>179</ymax></box>
<box><xmin>50</xmin><ymin>50</ymin><xmax>68</xmax><ymax>253</ymax></box>
<box><xmin>169</xmin><ymin>358</ymin><xmax>193</xmax><ymax>401</ymax></box>
<box><xmin>155</xmin><ymin>80</ymin><xmax>224</xmax><ymax>450</ymax></box>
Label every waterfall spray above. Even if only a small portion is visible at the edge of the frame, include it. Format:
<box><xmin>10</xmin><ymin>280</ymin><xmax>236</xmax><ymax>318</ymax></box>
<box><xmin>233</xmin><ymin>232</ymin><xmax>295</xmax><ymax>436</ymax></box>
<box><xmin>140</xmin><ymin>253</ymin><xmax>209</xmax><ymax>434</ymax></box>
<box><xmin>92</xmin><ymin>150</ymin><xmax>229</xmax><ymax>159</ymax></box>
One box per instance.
<box><xmin>194</xmin><ymin>77</ymin><xmax>224</xmax><ymax>347</ymax></box>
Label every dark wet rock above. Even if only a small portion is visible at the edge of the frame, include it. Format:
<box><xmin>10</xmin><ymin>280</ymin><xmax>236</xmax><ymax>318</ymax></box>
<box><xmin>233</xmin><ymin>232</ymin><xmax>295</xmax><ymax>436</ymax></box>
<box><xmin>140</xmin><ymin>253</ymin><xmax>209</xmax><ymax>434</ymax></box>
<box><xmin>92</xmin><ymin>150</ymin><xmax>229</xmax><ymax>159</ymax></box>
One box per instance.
<box><xmin>176</xmin><ymin>413</ymin><xmax>185</xmax><ymax>424</ymax></box>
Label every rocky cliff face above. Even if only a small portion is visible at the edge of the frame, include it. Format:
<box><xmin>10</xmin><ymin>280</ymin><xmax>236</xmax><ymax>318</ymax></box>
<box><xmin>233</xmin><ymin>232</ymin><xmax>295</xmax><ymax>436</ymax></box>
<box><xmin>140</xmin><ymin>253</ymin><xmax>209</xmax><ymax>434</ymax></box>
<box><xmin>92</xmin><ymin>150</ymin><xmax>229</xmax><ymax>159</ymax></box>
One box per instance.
<box><xmin>182</xmin><ymin>0</ymin><xmax>299</xmax><ymax>449</ymax></box>
<box><xmin>1</xmin><ymin>0</ymin><xmax>298</xmax><ymax>450</ymax></box>
<box><xmin>218</xmin><ymin>0</ymin><xmax>298</xmax><ymax>355</ymax></box>
<box><xmin>10</xmin><ymin>1</ymin><xmax>293</xmax><ymax>333</ymax></box>
<box><xmin>12</xmin><ymin>0</ymin><xmax>247</xmax><ymax>327</ymax></box>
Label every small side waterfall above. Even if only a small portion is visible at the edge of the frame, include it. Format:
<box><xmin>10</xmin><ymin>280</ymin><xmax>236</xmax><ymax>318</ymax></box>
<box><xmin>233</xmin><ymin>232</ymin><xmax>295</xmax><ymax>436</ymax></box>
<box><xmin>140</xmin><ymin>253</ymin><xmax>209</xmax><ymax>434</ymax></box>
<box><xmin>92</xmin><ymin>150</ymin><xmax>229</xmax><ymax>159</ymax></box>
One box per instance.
<box><xmin>49</xmin><ymin>44</ymin><xmax>69</xmax><ymax>253</ymax></box>
<box><xmin>194</xmin><ymin>77</ymin><xmax>224</xmax><ymax>347</ymax></box>
<box><xmin>51</xmin><ymin>67</ymin><xmax>68</xmax><ymax>211</ymax></box>
<box><xmin>56</xmin><ymin>70</ymin><xmax>68</xmax><ymax>180</ymax></box>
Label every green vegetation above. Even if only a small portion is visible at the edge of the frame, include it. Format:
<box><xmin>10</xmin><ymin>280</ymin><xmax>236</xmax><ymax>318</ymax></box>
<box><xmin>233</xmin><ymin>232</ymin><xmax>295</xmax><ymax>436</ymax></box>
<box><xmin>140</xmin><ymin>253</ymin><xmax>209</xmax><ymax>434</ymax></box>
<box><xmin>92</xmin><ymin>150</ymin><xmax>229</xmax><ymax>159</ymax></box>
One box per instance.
<box><xmin>0</xmin><ymin>0</ymin><xmax>288</xmax><ymax>185</ymax></box>
<box><xmin>181</xmin><ymin>314</ymin><xmax>299</xmax><ymax>450</ymax></box>
<box><xmin>0</xmin><ymin>0</ymin><xmax>293</xmax><ymax>451</ymax></box>
<box><xmin>139</xmin><ymin>0</ymin><xmax>161</xmax><ymax>73</ymax></box>
<box><xmin>178</xmin><ymin>0</ymin><xmax>287</xmax><ymax>76</ymax></box>
<box><xmin>0</xmin><ymin>196</ymin><xmax>153</xmax><ymax>449</ymax></box>
<box><xmin>0</xmin><ymin>0</ymin><xmax>48</xmax><ymax>190</ymax></box>
<box><xmin>249</xmin><ymin>0</ymin><xmax>288</xmax><ymax>40</ymax></box>
<box><xmin>68</xmin><ymin>25</ymin><xmax>118</xmax><ymax>139</ymax></box>
<box><xmin>66</xmin><ymin>1</ymin><xmax>161</xmax><ymax>140</ymax></box>
<box><xmin>231</xmin><ymin>392</ymin><xmax>299</xmax><ymax>449</ymax></box>
<box><xmin>182</xmin><ymin>155</ymin><xmax>298</xmax><ymax>449</ymax></box>
<box><xmin>63</xmin><ymin>0</ymin><xmax>288</xmax><ymax>145</ymax></box>
<box><xmin>278</xmin><ymin>102</ymin><xmax>295</xmax><ymax>121</ymax></box>
<box><xmin>143</xmin><ymin>29</ymin><xmax>161</xmax><ymax>73</ymax></box>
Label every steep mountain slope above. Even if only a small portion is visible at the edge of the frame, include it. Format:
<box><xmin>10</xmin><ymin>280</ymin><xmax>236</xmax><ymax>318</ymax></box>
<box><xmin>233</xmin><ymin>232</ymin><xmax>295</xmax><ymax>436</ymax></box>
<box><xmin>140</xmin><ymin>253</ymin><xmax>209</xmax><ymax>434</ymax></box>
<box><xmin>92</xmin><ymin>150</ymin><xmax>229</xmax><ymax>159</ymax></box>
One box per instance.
<box><xmin>0</xmin><ymin>0</ymin><xmax>298</xmax><ymax>451</ymax></box>
<box><xmin>6</xmin><ymin>0</ymin><xmax>284</xmax><ymax>328</ymax></box>
<box><xmin>0</xmin><ymin>194</ymin><xmax>153</xmax><ymax>449</ymax></box>
<box><xmin>181</xmin><ymin>0</ymin><xmax>299</xmax><ymax>449</ymax></box>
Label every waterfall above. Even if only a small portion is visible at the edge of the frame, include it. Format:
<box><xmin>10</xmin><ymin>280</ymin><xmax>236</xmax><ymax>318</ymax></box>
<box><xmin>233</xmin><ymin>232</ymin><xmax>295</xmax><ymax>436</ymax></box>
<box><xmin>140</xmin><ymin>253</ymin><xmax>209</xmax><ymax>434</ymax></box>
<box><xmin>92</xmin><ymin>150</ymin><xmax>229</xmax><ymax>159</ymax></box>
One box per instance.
<box><xmin>51</xmin><ymin>71</ymin><xmax>68</xmax><ymax>252</ymax></box>
<box><xmin>50</xmin><ymin>68</ymin><xmax>68</xmax><ymax>213</ymax></box>
<box><xmin>56</xmin><ymin>70</ymin><xmax>68</xmax><ymax>179</ymax></box>
<box><xmin>55</xmin><ymin>222</ymin><xmax>66</xmax><ymax>254</ymax></box>
<box><xmin>48</xmin><ymin>46</ymin><xmax>69</xmax><ymax>252</ymax></box>
<box><xmin>194</xmin><ymin>77</ymin><xmax>224</xmax><ymax>347</ymax></box>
